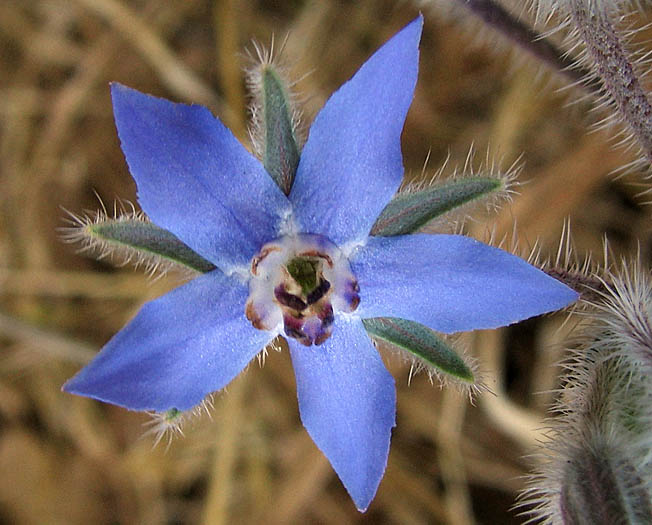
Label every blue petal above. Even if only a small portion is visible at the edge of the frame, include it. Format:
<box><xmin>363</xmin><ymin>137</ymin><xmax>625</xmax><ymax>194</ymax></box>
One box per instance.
<box><xmin>63</xmin><ymin>271</ymin><xmax>273</xmax><ymax>412</ymax></box>
<box><xmin>111</xmin><ymin>83</ymin><xmax>290</xmax><ymax>271</ymax></box>
<box><xmin>352</xmin><ymin>234</ymin><xmax>579</xmax><ymax>333</ymax></box>
<box><xmin>288</xmin><ymin>316</ymin><xmax>395</xmax><ymax>511</ymax></box>
<box><xmin>289</xmin><ymin>17</ymin><xmax>422</xmax><ymax>246</ymax></box>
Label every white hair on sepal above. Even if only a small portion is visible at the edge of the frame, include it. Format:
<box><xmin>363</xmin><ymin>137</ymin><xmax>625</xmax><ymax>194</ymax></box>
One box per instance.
<box><xmin>143</xmin><ymin>394</ymin><xmax>215</xmax><ymax>451</ymax></box>
<box><xmin>243</xmin><ymin>34</ymin><xmax>308</xmax><ymax>162</ymax></box>
<box><xmin>144</xmin><ymin>338</ymin><xmax>285</xmax><ymax>450</ymax></box>
<box><xmin>59</xmin><ymin>197</ymin><xmax>204</xmax><ymax>281</ymax></box>
<box><xmin>371</xmin><ymin>330</ymin><xmax>489</xmax><ymax>403</ymax></box>
<box><xmin>406</xmin><ymin>145</ymin><xmax>521</xmax><ymax>235</ymax></box>
<box><xmin>255</xmin><ymin>336</ymin><xmax>284</xmax><ymax>368</ymax></box>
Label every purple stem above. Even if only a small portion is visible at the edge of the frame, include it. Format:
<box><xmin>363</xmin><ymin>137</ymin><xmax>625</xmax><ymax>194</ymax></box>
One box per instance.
<box><xmin>455</xmin><ymin>0</ymin><xmax>597</xmax><ymax>89</ymax></box>
<box><xmin>569</xmin><ymin>1</ymin><xmax>652</xmax><ymax>166</ymax></box>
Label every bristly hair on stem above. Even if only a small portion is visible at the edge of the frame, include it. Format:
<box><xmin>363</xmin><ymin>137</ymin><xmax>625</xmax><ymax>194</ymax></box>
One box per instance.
<box><xmin>565</xmin><ymin>1</ymin><xmax>652</xmax><ymax>172</ymax></box>
<box><xmin>530</xmin><ymin>220</ymin><xmax>612</xmax><ymax>303</ymax></box>
<box><xmin>588</xmin><ymin>258</ymin><xmax>652</xmax><ymax>374</ymax></box>
<box><xmin>527</xmin><ymin>0</ymin><xmax>650</xmax><ymax>21</ymax></box>
<box><xmin>417</xmin><ymin>0</ymin><xmax>597</xmax><ymax>90</ymax></box>
<box><xmin>517</xmin><ymin>258</ymin><xmax>652</xmax><ymax>524</ymax></box>
<box><xmin>523</xmin><ymin>0</ymin><xmax>652</xmax><ymax>173</ymax></box>
<box><xmin>425</xmin><ymin>1</ymin><xmax>652</xmax><ymax>173</ymax></box>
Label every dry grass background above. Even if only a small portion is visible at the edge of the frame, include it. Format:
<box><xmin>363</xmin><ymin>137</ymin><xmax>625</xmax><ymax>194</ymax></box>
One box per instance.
<box><xmin>1</xmin><ymin>1</ymin><xmax>652</xmax><ymax>524</ymax></box>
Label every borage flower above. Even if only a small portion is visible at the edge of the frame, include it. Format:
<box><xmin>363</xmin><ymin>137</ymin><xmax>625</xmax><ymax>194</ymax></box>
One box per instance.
<box><xmin>64</xmin><ymin>16</ymin><xmax>578</xmax><ymax>511</ymax></box>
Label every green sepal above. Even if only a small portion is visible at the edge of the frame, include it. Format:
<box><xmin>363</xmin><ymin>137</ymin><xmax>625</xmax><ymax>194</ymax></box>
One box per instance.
<box><xmin>362</xmin><ymin>317</ymin><xmax>474</xmax><ymax>382</ymax></box>
<box><xmin>89</xmin><ymin>219</ymin><xmax>216</xmax><ymax>273</ymax></box>
<box><xmin>371</xmin><ymin>177</ymin><xmax>503</xmax><ymax>236</ymax></box>
<box><xmin>163</xmin><ymin>408</ymin><xmax>182</xmax><ymax>421</ymax></box>
<box><xmin>262</xmin><ymin>67</ymin><xmax>300</xmax><ymax>195</ymax></box>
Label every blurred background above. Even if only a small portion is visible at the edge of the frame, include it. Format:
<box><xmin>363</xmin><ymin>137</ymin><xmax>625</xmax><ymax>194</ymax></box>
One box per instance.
<box><xmin>1</xmin><ymin>1</ymin><xmax>652</xmax><ymax>523</ymax></box>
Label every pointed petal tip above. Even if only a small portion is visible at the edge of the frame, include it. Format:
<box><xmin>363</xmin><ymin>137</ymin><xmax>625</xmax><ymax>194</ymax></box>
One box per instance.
<box><xmin>289</xmin><ymin>318</ymin><xmax>395</xmax><ymax>513</ymax></box>
<box><xmin>110</xmin><ymin>81</ymin><xmax>140</xmax><ymax>104</ymax></box>
<box><xmin>533</xmin><ymin>267</ymin><xmax>581</xmax><ymax>310</ymax></box>
<box><xmin>561</xmin><ymin>283</ymin><xmax>581</xmax><ymax>304</ymax></box>
<box><xmin>385</xmin><ymin>14</ymin><xmax>423</xmax><ymax>70</ymax></box>
<box><xmin>61</xmin><ymin>377</ymin><xmax>74</xmax><ymax>394</ymax></box>
<box><xmin>110</xmin><ymin>82</ymin><xmax>174</xmax><ymax>107</ymax></box>
<box><xmin>109</xmin><ymin>82</ymin><xmax>171</xmax><ymax>117</ymax></box>
<box><xmin>546</xmin><ymin>280</ymin><xmax>580</xmax><ymax>311</ymax></box>
<box><xmin>395</xmin><ymin>14</ymin><xmax>423</xmax><ymax>54</ymax></box>
<box><xmin>109</xmin><ymin>80</ymin><xmax>125</xmax><ymax>92</ymax></box>
<box><xmin>61</xmin><ymin>373</ymin><xmax>126</xmax><ymax>409</ymax></box>
<box><xmin>354</xmin><ymin>234</ymin><xmax>581</xmax><ymax>333</ymax></box>
<box><xmin>109</xmin><ymin>77</ymin><xmax>290</xmax><ymax>269</ymax></box>
<box><xmin>61</xmin><ymin>369</ymin><xmax>89</xmax><ymax>396</ymax></box>
<box><xmin>407</xmin><ymin>13</ymin><xmax>424</xmax><ymax>34</ymax></box>
<box><xmin>289</xmin><ymin>14</ymin><xmax>424</xmax><ymax>244</ymax></box>
<box><xmin>60</xmin><ymin>273</ymin><xmax>273</xmax><ymax>413</ymax></box>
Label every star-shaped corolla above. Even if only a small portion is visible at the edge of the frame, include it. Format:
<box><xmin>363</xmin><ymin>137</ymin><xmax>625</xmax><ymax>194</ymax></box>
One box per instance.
<box><xmin>64</xmin><ymin>17</ymin><xmax>577</xmax><ymax>511</ymax></box>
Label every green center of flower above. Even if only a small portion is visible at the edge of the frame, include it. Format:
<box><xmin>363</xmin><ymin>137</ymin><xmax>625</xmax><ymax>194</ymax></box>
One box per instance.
<box><xmin>286</xmin><ymin>257</ymin><xmax>320</xmax><ymax>296</ymax></box>
<box><xmin>245</xmin><ymin>234</ymin><xmax>360</xmax><ymax>346</ymax></box>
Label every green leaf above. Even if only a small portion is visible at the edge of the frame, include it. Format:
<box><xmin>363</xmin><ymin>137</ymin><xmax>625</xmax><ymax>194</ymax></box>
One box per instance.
<box><xmin>362</xmin><ymin>317</ymin><xmax>474</xmax><ymax>382</ymax></box>
<box><xmin>371</xmin><ymin>177</ymin><xmax>503</xmax><ymax>236</ymax></box>
<box><xmin>262</xmin><ymin>67</ymin><xmax>300</xmax><ymax>195</ymax></box>
<box><xmin>89</xmin><ymin>219</ymin><xmax>216</xmax><ymax>273</ymax></box>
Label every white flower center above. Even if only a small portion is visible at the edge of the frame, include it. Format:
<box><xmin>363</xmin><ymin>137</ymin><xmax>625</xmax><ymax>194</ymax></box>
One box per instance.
<box><xmin>245</xmin><ymin>234</ymin><xmax>359</xmax><ymax>346</ymax></box>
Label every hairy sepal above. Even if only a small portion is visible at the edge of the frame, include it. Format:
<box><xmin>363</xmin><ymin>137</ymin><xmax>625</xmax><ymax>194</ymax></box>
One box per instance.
<box><xmin>371</xmin><ymin>177</ymin><xmax>503</xmax><ymax>236</ymax></box>
<box><xmin>62</xmin><ymin>208</ymin><xmax>216</xmax><ymax>275</ymax></box>
<box><xmin>246</xmin><ymin>40</ymin><xmax>302</xmax><ymax>195</ymax></box>
<box><xmin>261</xmin><ymin>67</ymin><xmax>300</xmax><ymax>194</ymax></box>
<box><xmin>362</xmin><ymin>317</ymin><xmax>474</xmax><ymax>383</ymax></box>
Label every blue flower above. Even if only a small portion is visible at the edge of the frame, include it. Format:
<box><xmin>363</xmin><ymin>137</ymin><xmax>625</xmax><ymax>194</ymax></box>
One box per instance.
<box><xmin>64</xmin><ymin>16</ymin><xmax>578</xmax><ymax>511</ymax></box>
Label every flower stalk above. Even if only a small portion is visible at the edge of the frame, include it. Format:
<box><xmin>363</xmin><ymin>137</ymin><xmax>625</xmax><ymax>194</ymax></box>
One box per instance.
<box><xmin>567</xmin><ymin>0</ymin><xmax>652</xmax><ymax>167</ymax></box>
<box><xmin>457</xmin><ymin>0</ymin><xmax>586</xmax><ymax>83</ymax></box>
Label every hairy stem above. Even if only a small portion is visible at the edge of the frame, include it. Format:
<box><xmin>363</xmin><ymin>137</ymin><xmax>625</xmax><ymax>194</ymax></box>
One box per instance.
<box><xmin>454</xmin><ymin>0</ymin><xmax>596</xmax><ymax>88</ymax></box>
<box><xmin>569</xmin><ymin>0</ymin><xmax>652</xmax><ymax>166</ymax></box>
